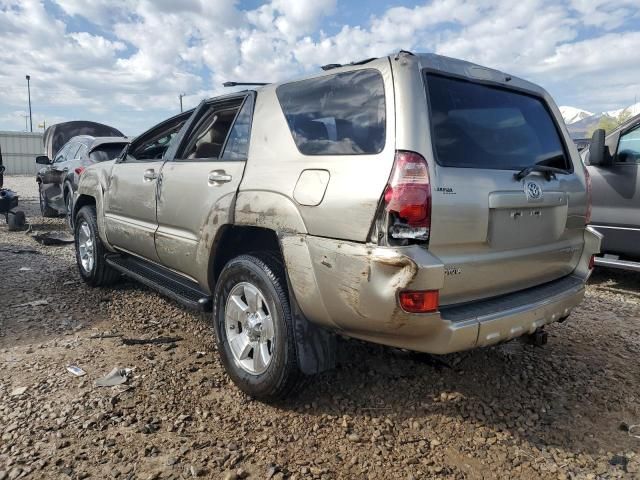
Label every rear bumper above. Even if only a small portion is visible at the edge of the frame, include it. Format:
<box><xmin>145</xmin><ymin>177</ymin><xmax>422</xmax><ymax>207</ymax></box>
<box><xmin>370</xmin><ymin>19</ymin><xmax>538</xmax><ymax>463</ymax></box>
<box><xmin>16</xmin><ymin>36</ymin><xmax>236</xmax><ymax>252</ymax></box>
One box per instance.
<box><xmin>281</xmin><ymin>226</ymin><xmax>601</xmax><ymax>354</ymax></box>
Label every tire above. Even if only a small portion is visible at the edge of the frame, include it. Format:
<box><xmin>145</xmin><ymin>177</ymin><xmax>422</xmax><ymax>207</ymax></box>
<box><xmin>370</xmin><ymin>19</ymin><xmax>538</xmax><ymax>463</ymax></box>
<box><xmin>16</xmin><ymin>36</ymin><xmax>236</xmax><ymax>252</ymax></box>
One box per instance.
<box><xmin>64</xmin><ymin>185</ymin><xmax>74</xmax><ymax>230</ymax></box>
<box><xmin>7</xmin><ymin>211</ymin><xmax>26</xmax><ymax>231</ymax></box>
<box><xmin>38</xmin><ymin>183</ymin><xmax>58</xmax><ymax>217</ymax></box>
<box><xmin>74</xmin><ymin>205</ymin><xmax>120</xmax><ymax>287</ymax></box>
<box><xmin>213</xmin><ymin>253</ymin><xmax>302</xmax><ymax>401</ymax></box>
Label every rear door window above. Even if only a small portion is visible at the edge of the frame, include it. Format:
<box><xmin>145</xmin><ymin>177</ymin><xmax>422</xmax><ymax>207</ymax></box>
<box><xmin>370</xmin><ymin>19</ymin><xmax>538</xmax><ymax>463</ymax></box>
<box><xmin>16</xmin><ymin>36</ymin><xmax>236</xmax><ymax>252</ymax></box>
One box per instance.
<box><xmin>221</xmin><ymin>96</ymin><xmax>255</xmax><ymax>161</ymax></box>
<box><xmin>425</xmin><ymin>73</ymin><xmax>569</xmax><ymax>171</ymax></box>
<box><xmin>277</xmin><ymin>69</ymin><xmax>386</xmax><ymax>155</ymax></box>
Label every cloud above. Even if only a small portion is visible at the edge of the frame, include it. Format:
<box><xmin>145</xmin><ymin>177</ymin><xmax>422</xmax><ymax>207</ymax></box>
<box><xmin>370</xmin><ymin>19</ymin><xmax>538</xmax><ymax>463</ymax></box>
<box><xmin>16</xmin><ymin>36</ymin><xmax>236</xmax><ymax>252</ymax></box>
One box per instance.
<box><xmin>0</xmin><ymin>0</ymin><xmax>638</xmax><ymax>134</ymax></box>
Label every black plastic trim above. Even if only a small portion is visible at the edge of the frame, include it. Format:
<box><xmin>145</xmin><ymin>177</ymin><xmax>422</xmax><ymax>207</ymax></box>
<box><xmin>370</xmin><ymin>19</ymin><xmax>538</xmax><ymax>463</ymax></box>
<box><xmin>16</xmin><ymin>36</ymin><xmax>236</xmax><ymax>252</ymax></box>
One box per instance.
<box><xmin>440</xmin><ymin>275</ymin><xmax>583</xmax><ymax>322</ymax></box>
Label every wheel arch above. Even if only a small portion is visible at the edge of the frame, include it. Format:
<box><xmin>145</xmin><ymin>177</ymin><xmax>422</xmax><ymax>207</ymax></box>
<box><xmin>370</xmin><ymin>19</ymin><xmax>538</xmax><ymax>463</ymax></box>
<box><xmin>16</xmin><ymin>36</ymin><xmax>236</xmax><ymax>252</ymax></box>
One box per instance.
<box><xmin>73</xmin><ymin>194</ymin><xmax>113</xmax><ymax>250</ymax></box>
<box><xmin>209</xmin><ymin>224</ymin><xmax>336</xmax><ymax>375</ymax></box>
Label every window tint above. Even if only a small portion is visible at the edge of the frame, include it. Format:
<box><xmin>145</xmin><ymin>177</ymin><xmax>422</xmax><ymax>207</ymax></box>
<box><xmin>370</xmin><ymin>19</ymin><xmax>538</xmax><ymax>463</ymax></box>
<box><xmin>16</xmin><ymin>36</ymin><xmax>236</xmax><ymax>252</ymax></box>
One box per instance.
<box><xmin>183</xmin><ymin>106</ymin><xmax>239</xmax><ymax>160</ymax></box>
<box><xmin>277</xmin><ymin>69</ymin><xmax>386</xmax><ymax>155</ymax></box>
<box><xmin>426</xmin><ymin>73</ymin><xmax>569</xmax><ymax>171</ymax></box>
<box><xmin>75</xmin><ymin>144</ymin><xmax>88</xmax><ymax>159</ymax></box>
<box><xmin>54</xmin><ymin>143</ymin><xmax>73</xmax><ymax>163</ymax></box>
<box><xmin>128</xmin><ymin>114</ymin><xmax>190</xmax><ymax>161</ymax></box>
<box><xmin>617</xmin><ymin>127</ymin><xmax>640</xmax><ymax>164</ymax></box>
<box><xmin>221</xmin><ymin>96</ymin><xmax>254</xmax><ymax>161</ymax></box>
<box><xmin>90</xmin><ymin>143</ymin><xmax>128</xmax><ymax>162</ymax></box>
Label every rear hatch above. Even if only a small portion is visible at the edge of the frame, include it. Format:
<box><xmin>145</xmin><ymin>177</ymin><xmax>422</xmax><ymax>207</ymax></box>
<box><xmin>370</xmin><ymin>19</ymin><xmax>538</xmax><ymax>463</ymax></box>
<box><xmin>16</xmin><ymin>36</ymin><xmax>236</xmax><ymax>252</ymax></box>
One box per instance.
<box><xmin>43</xmin><ymin>121</ymin><xmax>124</xmax><ymax>159</ymax></box>
<box><xmin>423</xmin><ymin>71</ymin><xmax>586</xmax><ymax>305</ymax></box>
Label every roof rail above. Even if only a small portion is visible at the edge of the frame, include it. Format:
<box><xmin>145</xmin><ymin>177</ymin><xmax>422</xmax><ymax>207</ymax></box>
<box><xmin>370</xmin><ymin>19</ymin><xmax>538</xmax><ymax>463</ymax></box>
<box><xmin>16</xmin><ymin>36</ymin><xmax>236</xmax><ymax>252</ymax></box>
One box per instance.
<box><xmin>321</xmin><ymin>57</ymin><xmax>378</xmax><ymax>72</ymax></box>
<box><xmin>222</xmin><ymin>82</ymin><xmax>269</xmax><ymax>87</ymax></box>
<box><xmin>394</xmin><ymin>49</ymin><xmax>415</xmax><ymax>60</ymax></box>
<box><xmin>320</xmin><ymin>63</ymin><xmax>342</xmax><ymax>71</ymax></box>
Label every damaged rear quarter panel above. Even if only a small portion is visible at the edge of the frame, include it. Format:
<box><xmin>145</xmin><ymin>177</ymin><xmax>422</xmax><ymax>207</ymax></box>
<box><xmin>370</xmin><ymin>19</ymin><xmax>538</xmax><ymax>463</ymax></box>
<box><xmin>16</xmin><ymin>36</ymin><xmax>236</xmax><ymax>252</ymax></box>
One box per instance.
<box><xmin>279</xmin><ymin>231</ymin><xmax>446</xmax><ymax>336</ymax></box>
<box><xmin>77</xmin><ymin>161</ymin><xmax>115</xmax><ymax>249</ymax></box>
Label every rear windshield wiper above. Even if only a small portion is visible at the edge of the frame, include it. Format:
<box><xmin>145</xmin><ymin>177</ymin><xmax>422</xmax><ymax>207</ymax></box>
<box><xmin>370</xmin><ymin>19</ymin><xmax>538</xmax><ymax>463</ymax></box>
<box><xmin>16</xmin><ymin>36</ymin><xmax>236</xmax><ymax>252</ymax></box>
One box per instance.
<box><xmin>514</xmin><ymin>153</ymin><xmax>568</xmax><ymax>181</ymax></box>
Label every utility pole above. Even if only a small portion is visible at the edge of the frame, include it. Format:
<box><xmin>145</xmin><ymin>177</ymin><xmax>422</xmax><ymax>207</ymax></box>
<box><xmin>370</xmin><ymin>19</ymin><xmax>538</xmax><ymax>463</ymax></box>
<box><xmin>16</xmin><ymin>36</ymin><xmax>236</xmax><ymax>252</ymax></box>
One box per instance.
<box><xmin>25</xmin><ymin>75</ymin><xmax>33</xmax><ymax>132</ymax></box>
<box><xmin>179</xmin><ymin>93</ymin><xmax>185</xmax><ymax>112</ymax></box>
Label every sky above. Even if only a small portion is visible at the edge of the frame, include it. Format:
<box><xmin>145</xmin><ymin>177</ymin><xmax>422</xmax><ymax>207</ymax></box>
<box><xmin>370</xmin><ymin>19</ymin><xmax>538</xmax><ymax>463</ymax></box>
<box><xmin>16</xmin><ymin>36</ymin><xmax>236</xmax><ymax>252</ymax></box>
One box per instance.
<box><xmin>0</xmin><ymin>0</ymin><xmax>639</xmax><ymax>135</ymax></box>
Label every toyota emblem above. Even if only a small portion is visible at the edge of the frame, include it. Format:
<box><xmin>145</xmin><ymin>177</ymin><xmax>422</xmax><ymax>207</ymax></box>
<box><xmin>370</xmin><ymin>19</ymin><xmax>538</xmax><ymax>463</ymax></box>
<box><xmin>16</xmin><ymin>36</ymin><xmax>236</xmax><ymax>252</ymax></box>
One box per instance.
<box><xmin>525</xmin><ymin>181</ymin><xmax>543</xmax><ymax>201</ymax></box>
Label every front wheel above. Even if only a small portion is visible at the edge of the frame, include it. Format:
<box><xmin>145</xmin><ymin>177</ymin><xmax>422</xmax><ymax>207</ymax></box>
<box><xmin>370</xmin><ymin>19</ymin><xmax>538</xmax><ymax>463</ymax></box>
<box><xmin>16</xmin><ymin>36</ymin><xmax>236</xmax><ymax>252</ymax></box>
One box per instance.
<box><xmin>74</xmin><ymin>205</ymin><xmax>120</xmax><ymax>287</ymax></box>
<box><xmin>213</xmin><ymin>253</ymin><xmax>302</xmax><ymax>401</ymax></box>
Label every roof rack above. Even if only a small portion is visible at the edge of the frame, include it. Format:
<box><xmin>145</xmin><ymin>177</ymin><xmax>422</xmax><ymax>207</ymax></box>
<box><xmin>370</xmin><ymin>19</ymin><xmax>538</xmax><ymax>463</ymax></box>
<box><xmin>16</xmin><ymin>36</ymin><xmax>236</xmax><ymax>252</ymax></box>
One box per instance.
<box><xmin>394</xmin><ymin>49</ymin><xmax>415</xmax><ymax>60</ymax></box>
<box><xmin>320</xmin><ymin>63</ymin><xmax>342</xmax><ymax>71</ymax></box>
<box><xmin>320</xmin><ymin>57</ymin><xmax>378</xmax><ymax>71</ymax></box>
<box><xmin>222</xmin><ymin>82</ymin><xmax>269</xmax><ymax>87</ymax></box>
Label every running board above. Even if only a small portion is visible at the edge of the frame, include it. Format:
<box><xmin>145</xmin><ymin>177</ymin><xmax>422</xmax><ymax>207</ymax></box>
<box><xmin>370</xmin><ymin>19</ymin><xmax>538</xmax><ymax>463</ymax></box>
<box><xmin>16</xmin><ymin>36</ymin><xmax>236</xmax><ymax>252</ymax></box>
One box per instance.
<box><xmin>594</xmin><ymin>256</ymin><xmax>640</xmax><ymax>272</ymax></box>
<box><xmin>105</xmin><ymin>254</ymin><xmax>212</xmax><ymax>311</ymax></box>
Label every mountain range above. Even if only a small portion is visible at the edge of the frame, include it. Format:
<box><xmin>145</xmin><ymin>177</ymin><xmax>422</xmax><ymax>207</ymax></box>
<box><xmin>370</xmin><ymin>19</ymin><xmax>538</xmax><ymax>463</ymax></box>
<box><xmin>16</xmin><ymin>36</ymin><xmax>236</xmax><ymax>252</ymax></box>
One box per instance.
<box><xmin>560</xmin><ymin>102</ymin><xmax>640</xmax><ymax>139</ymax></box>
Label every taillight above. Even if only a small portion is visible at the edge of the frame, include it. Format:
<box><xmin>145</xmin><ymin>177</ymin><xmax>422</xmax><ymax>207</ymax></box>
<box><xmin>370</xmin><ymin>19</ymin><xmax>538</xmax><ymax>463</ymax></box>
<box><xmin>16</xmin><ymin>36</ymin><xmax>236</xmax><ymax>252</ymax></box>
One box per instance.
<box><xmin>383</xmin><ymin>151</ymin><xmax>431</xmax><ymax>242</ymax></box>
<box><xmin>399</xmin><ymin>290</ymin><xmax>439</xmax><ymax>313</ymax></box>
<box><xmin>583</xmin><ymin>165</ymin><xmax>592</xmax><ymax>224</ymax></box>
<box><xmin>74</xmin><ymin>167</ymin><xmax>86</xmax><ymax>176</ymax></box>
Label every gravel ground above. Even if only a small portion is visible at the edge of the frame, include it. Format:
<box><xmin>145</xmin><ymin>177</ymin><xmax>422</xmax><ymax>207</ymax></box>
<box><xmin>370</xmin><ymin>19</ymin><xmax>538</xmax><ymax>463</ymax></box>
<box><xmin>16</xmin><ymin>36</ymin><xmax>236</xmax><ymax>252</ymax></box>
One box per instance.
<box><xmin>1</xmin><ymin>175</ymin><xmax>639</xmax><ymax>480</ymax></box>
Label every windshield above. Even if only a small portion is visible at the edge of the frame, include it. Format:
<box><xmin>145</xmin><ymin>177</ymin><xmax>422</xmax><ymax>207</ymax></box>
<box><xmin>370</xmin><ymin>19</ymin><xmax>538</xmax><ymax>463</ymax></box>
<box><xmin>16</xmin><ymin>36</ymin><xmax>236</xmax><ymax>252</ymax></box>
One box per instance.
<box><xmin>425</xmin><ymin>73</ymin><xmax>570</xmax><ymax>171</ymax></box>
<box><xmin>89</xmin><ymin>143</ymin><xmax>128</xmax><ymax>162</ymax></box>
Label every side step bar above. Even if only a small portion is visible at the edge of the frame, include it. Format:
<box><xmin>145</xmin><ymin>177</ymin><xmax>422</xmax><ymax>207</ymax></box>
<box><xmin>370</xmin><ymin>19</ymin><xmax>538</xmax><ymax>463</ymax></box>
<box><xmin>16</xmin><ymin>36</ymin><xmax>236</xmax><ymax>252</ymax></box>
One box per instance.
<box><xmin>105</xmin><ymin>254</ymin><xmax>212</xmax><ymax>311</ymax></box>
<box><xmin>594</xmin><ymin>256</ymin><xmax>640</xmax><ymax>272</ymax></box>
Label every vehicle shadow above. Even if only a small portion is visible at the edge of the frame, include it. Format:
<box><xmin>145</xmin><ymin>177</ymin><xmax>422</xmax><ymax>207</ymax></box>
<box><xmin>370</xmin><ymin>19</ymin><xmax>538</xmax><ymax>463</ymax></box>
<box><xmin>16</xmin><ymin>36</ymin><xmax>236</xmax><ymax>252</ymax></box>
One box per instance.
<box><xmin>589</xmin><ymin>267</ymin><xmax>640</xmax><ymax>293</ymax></box>
<box><xmin>280</xmin><ymin>316</ymin><xmax>639</xmax><ymax>458</ymax></box>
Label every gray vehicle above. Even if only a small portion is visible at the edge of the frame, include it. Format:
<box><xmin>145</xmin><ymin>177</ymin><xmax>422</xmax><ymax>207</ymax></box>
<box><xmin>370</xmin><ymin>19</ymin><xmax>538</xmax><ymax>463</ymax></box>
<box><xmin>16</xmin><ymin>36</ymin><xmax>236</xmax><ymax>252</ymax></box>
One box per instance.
<box><xmin>35</xmin><ymin>121</ymin><xmax>126</xmax><ymax>222</ymax></box>
<box><xmin>73</xmin><ymin>52</ymin><xmax>600</xmax><ymax>400</ymax></box>
<box><xmin>583</xmin><ymin>113</ymin><xmax>640</xmax><ymax>270</ymax></box>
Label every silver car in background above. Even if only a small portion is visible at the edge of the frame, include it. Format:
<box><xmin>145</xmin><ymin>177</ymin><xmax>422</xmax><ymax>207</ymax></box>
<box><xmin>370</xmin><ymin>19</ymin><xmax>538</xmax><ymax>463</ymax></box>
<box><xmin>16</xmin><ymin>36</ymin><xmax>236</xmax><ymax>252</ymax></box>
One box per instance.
<box><xmin>583</xmin><ymin>114</ymin><xmax>640</xmax><ymax>271</ymax></box>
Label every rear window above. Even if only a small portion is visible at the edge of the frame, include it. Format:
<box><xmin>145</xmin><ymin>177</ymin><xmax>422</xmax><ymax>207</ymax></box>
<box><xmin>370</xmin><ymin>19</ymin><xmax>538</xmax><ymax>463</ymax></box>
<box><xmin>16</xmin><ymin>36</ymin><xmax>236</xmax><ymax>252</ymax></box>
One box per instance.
<box><xmin>90</xmin><ymin>143</ymin><xmax>127</xmax><ymax>162</ymax></box>
<box><xmin>425</xmin><ymin>73</ymin><xmax>569</xmax><ymax>171</ymax></box>
<box><xmin>276</xmin><ymin>69</ymin><xmax>386</xmax><ymax>155</ymax></box>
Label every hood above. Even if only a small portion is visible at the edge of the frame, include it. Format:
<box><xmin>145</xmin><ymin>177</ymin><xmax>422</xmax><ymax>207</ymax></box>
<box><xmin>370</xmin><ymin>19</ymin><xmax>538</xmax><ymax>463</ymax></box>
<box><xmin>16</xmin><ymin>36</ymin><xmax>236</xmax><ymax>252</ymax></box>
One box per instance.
<box><xmin>43</xmin><ymin>121</ymin><xmax>124</xmax><ymax>159</ymax></box>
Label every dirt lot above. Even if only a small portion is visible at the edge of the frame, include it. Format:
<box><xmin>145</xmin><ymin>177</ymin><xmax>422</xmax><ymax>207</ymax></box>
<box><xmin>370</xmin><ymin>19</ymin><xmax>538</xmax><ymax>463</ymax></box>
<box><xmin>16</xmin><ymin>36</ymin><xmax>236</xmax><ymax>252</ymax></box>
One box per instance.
<box><xmin>1</xmin><ymin>175</ymin><xmax>639</xmax><ymax>480</ymax></box>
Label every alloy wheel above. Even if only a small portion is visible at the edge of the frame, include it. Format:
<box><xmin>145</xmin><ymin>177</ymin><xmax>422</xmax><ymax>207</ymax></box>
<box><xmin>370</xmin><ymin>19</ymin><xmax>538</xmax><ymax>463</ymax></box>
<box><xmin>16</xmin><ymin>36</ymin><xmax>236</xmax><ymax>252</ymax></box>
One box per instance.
<box><xmin>77</xmin><ymin>220</ymin><xmax>95</xmax><ymax>273</ymax></box>
<box><xmin>224</xmin><ymin>282</ymin><xmax>275</xmax><ymax>375</ymax></box>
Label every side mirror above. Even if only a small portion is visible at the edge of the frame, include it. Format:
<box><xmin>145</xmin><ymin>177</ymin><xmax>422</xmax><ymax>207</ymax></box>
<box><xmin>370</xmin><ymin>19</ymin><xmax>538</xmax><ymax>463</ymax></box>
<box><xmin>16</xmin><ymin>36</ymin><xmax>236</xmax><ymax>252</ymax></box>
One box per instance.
<box><xmin>588</xmin><ymin>129</ymin><xmax>613</xmax><ymax>167</ymax></box>
<box><xmin>35</xmin><ymin>155</ymin><xmax>51</xmax><ymax>165</ymax></box>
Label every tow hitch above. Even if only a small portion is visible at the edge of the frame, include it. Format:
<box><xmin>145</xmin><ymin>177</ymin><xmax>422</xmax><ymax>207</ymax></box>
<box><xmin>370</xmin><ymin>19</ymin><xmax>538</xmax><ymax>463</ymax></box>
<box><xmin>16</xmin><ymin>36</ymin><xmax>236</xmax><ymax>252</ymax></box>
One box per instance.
<box><xmin>524</xmin><ymin>327</ymin><xmax>548</xmax><ymax>347</ymax></box>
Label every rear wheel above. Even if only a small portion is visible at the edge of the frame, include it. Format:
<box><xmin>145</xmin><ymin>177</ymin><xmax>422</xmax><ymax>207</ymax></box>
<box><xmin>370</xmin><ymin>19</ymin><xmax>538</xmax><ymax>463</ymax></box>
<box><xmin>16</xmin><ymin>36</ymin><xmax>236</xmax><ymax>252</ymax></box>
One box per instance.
<box><xmin>74</xmin><ymin>205</ymin><xmax>120</xmax><ymax>287</ymax></box>
<box><xmin>38</xmin><ymin>183</ymin><xmax>58</xmax><ymax>217</ymax></box>
<box><xmin>64</xmin><ymin>186</ymin><xmax>74</xmax><ymax>229</ymax></box>
<box><xmin>213</xmin><ymin>253</ymin><xmax>302</xmax><ymax>401</ymax></box>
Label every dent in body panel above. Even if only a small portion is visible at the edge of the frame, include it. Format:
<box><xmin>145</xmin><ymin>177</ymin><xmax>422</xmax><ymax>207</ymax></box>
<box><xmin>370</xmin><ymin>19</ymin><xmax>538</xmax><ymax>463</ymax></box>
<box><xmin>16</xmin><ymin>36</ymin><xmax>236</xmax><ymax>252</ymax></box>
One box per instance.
<box><xmin>281</xmin><ymin>233</ymin><xmax>445</xmax><ymax>333</ymax></box>
<box><xmin>77</xmin><ymin>162</ymin><xmax>114</xmax><ymax>250</ymax></box>
<box><xmin>234</xmin><ymin>190</ymin><xmax>308</xmax><ymax>234</ymax></box>
<box><xmin>195</xmin><ymin>192</ymin><xmax>236</xmax><ymax>289</ymax></box>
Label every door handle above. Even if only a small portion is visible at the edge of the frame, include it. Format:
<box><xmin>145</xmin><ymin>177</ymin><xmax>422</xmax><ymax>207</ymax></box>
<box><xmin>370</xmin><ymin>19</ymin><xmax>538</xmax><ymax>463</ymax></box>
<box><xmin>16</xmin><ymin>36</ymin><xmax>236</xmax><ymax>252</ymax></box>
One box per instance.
<box><xmin>208</xmin><ymin>170</ymin><xmax>232</xmax><ymax>185</ymax></box>
<box><xmin>143</xmin><ymin>169</ymin><xmax>158</xmax><ymax>181</ymax></box>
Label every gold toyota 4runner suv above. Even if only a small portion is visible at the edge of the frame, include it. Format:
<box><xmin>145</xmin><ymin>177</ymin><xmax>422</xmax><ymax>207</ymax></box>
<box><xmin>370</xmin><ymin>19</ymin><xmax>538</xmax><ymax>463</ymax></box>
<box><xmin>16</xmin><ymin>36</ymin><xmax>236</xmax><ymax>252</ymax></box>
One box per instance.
<box><xmin>73</xmin><ymin>52</ymin><xmax>601</xmax><ymax>400</ymax></box>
